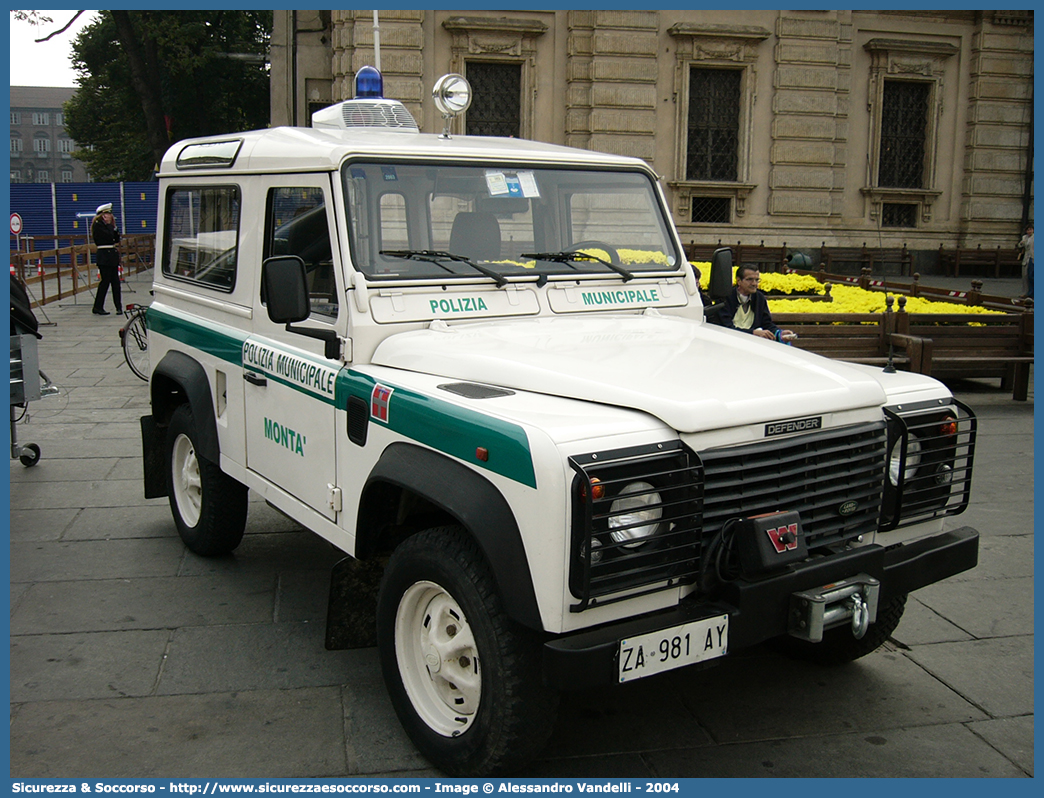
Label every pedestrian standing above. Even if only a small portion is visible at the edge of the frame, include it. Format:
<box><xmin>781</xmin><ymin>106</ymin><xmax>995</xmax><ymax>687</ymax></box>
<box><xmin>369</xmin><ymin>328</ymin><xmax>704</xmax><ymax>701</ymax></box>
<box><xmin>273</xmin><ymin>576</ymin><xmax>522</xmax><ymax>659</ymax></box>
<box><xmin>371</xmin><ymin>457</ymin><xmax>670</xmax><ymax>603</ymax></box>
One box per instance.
<box><xmin>1018</xmin><ymin>223</ymin><xmax>1033</xmax><ymax>300</ymax></box>
<box><xmin>91</xmin><ymin>202</ymin><xmax>121</xmax><ymax>316</ymax></box>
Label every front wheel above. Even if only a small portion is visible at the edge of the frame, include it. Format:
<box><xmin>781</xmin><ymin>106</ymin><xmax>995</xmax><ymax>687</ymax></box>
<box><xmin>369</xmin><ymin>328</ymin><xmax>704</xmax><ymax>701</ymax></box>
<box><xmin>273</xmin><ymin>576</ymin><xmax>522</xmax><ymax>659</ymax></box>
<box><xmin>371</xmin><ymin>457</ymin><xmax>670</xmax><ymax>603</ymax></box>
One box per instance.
<box><xmin>166</xmin><ymin>404</ymin><xmax>247</xmax><ymax>556</ymax></box>
<box><xmin>376</xmin><ymin>526</ymin><xmax>558</xmax><ymax>776</ymax></box>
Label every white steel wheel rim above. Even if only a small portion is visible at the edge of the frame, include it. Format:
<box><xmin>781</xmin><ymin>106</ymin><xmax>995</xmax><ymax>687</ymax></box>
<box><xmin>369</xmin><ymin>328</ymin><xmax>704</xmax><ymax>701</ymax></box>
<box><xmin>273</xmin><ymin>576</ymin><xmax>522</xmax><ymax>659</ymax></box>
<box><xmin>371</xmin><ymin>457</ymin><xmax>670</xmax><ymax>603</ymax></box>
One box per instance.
<box><xmin>171</xmin><ymin>433</ymin><xmax>203</xmax><ymax>528</ymax></box>
<box><xmin>394</xmin><ymin>580</ymin><xmax>481</xmax><ymax>737</ymax></box>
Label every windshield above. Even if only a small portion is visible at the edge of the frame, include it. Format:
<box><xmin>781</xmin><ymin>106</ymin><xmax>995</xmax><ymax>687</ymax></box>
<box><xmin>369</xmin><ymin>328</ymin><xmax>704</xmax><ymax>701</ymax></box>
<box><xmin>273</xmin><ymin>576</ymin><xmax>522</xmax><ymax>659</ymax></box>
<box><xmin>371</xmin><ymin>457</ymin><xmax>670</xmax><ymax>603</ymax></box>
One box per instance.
<box><xmin>342</xmin><ymin>161</ymin><xmax>680</xmax><ymax>282</ymax></box>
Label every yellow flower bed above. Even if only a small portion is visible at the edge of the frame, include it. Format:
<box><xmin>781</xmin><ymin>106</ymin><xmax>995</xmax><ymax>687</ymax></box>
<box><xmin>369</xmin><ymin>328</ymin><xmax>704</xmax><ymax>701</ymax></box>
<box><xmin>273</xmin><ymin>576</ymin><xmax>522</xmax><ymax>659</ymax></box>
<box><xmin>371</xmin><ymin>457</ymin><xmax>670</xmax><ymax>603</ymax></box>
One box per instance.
<box><xmin>693</xmin><ymin>262</ymin><xmax>1003</xmax><ymax>316</ymax></box>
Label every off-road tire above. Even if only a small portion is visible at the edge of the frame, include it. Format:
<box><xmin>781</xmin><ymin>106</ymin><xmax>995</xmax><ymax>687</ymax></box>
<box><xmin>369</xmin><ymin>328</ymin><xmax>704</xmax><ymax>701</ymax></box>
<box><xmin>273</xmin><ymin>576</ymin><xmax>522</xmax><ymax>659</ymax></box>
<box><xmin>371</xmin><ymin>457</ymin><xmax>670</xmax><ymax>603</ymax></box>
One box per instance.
<box><xmin>166</xmin><ymin>403</ymin><xmax>247</xmax><ymax>556</ymax></box>
<box><xmin>376</xmin><ymin>525</ymin><xmax>558</xmax><ymax>776</ymax></box>
<box><xmin>776</xmin><ymin>593</ymin><xmax>908</xmax><ymax>666</ymax></box>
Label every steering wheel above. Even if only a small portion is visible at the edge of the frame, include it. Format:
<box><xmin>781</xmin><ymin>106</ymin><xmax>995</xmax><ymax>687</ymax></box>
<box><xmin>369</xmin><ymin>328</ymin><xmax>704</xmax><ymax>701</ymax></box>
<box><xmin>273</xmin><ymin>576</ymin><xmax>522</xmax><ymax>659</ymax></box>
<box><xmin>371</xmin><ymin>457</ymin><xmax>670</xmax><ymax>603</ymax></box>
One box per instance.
<box><xmin>566</xmin><ymin>240</ymin><xmax>620</xmax><ymax>265</ymax></box>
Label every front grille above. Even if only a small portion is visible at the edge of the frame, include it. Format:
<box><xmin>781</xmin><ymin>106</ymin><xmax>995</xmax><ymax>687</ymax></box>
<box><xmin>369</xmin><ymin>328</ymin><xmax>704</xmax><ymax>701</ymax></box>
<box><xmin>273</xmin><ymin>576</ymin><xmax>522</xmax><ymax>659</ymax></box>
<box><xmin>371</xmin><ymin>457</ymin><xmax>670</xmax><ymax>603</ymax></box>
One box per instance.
<box><xmin>700</xmin><ymin>422</ymin><xmax>887</xmax><ymax>549</ymax></box>
<box><xmin>568</xmin><ymin>423</ymin><xmax>891</xmax><ymax>612</ymax></box>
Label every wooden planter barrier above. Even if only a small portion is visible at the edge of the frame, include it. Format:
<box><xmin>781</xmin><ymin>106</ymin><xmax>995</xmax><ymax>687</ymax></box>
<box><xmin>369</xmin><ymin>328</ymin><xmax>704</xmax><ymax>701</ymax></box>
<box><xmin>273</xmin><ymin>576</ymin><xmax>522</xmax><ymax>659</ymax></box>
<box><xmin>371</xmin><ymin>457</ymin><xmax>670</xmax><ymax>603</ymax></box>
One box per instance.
<box><xmin>785</xmin><ymin>266</ymin><xmax>1031</xmax><ymax>314</ymax></box>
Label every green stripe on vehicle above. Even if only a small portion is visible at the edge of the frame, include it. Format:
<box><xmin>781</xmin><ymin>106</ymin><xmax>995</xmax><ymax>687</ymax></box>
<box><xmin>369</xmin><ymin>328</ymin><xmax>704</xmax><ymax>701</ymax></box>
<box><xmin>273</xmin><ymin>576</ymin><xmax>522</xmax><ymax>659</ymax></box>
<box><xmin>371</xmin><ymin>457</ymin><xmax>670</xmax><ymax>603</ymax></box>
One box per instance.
<box><xmin>339</xmin><ymin>371</ymin><xmax>537</xmax><ymax>489</ymax></box>
<box><xmin>148</xmin><ymin>306</ymin><xmax>247</xmax><ymax>365</ymax></box>
<box><xmin>150</xmin><ymin>308</ymin><xmax>535</xmax><ymax>487</ymax></box>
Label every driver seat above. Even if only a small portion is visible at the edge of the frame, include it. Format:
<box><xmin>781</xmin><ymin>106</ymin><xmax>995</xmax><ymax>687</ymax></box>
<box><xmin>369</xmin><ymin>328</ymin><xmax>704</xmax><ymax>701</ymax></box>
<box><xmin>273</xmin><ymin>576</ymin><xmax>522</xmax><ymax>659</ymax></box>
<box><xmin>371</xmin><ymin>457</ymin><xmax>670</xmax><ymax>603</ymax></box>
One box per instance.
<box><xmin>449</xmin><ymin>212</ymin><xmax>501</xmax><ymax>261</ymax></box>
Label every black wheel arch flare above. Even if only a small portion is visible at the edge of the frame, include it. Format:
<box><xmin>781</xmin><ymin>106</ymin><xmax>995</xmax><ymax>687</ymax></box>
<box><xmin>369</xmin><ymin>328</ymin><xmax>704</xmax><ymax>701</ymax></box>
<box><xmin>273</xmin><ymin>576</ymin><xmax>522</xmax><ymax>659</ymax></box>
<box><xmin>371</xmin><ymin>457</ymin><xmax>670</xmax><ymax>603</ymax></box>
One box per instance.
<box><xmin>358</xmin><ymin>442</ymin><xmax>544</xmax><ymax>631</ymax></box>
<box><xmin>141</xmin><ymin>351</ymin><xmax>219</xmax><ymax>499</ymax></box>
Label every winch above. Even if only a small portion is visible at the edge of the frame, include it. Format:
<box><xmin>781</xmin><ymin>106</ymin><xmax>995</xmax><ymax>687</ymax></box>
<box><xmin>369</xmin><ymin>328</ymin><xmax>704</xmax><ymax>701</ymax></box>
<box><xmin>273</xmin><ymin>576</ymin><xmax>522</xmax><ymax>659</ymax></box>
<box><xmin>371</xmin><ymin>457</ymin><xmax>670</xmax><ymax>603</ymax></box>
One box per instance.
<box><xmin>788</xmin><ymin>574</ymin><xmax>881</xmax><ymax>642</ymax></box>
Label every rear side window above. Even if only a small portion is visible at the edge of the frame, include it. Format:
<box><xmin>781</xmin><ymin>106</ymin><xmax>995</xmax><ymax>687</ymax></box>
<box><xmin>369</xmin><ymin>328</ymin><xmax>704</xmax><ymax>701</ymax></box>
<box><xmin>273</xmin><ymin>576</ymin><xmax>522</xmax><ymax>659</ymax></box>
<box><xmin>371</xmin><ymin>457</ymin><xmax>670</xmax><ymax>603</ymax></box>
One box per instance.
<box><xmin>162</xmin><ymin>185</ymin><xmax>240</xmax><ymax>291</ymax></box>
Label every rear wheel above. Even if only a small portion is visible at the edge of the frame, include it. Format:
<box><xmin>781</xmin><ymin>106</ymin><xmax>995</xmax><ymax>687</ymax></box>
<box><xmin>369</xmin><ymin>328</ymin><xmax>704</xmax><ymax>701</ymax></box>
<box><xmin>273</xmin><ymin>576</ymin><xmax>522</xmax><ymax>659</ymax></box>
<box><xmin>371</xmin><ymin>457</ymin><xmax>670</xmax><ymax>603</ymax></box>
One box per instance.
<box><xmin>775</xmin><ymin>593</ymin><xmax>908</xmax><ymax>666</ymax></box>
<box><xmin>166</xmin><ymin>404</ymin><xmax>247</xmax><ymax>555</ymax></box>
<box><xmin>376</xmin><ymin>526</ymin><xmax>557</xmax><ymax>776</ymax></box>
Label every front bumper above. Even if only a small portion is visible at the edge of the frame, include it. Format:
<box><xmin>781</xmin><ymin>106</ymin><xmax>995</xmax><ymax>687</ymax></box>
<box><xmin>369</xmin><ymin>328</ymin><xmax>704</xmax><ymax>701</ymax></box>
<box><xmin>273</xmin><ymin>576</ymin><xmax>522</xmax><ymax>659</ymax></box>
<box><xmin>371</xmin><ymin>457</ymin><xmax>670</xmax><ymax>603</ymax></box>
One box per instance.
<box><xmin>542</xmin><ymin>525</ymin><xmax>978</xmax><ymax>689</ymax></box>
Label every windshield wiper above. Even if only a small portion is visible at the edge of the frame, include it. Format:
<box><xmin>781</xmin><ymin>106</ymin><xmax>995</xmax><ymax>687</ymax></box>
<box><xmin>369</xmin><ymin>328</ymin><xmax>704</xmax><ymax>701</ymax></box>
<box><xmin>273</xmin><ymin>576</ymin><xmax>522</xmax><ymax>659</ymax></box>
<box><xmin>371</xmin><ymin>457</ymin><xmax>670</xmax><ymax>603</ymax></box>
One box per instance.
<box><xmin>380</xmin><ymin>249</ymin><xmax>508</xmax><ymax>288</ymax></box>
<box><xmin>521</xmin><ymin>250</ymin><xmax>634</xmax><ymax>282</ymax></box>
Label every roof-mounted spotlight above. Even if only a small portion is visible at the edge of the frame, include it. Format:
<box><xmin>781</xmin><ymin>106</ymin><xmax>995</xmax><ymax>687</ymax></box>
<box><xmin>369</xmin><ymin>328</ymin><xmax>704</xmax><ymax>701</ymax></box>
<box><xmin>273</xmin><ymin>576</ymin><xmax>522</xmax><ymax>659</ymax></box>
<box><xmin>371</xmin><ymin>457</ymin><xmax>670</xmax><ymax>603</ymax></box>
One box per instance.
<box><xmin>355</xmin><ymin>65</ymin><xmax>384</xmax><ymax>99</ymax></box>
<box><xmin>432</xmin><ymin>73</ymin><xmax>472</xmax><ymax>138</ymax></box>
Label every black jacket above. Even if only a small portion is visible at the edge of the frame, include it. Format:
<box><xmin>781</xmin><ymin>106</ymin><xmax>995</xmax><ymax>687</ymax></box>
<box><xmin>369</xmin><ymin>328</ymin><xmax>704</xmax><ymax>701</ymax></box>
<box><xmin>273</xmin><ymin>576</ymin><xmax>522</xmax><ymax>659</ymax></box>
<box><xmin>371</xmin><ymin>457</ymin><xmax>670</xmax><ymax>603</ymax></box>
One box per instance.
<box><xmin>92</xmin><ymin>216</ymin><xmax>121</xmax><ymax>267</ymax></box>
<box><xmin>717</xmin><ymin>287</ymin><xmax>779</xmax><ymax>335</ymax></box>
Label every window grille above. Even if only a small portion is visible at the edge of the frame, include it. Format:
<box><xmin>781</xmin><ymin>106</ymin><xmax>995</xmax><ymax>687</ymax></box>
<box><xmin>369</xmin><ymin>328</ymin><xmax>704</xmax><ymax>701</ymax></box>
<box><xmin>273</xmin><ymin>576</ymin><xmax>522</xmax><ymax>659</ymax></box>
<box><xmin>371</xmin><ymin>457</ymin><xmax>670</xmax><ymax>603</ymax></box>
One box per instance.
<box><xmin>882</xmin><ymin>203</ymin><xmax>917</xmax><ymax>228</ymax></box>
<box><xmin>11</xmin><ymin>138</ymin><xmax>23</xmax><ymax>153</ymax></box>
<box><xmin>878</xmin><ymin>81</ymin><xmax>929</xmax><ymax>189</ymax></box>
<box><xmin>466</xmin><ymin>62</ymin><xmax>522</xmax><ymax>138</ymax></box>
<box><xmin>690</xmin><ymin>196</ymin><xmax>731</xmax><ymax>224</ymax></box>
<box><xmin>686</xmin><ymin>68</ymin><xmax>740</xmax><ymax>181</ymax></box>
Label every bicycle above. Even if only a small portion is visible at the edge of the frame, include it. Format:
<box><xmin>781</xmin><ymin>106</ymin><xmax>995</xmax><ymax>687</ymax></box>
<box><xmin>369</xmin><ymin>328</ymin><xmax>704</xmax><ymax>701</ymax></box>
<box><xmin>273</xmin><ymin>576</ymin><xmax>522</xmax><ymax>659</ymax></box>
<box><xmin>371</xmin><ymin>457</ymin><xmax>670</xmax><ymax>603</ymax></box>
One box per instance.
<box><xmin>120</xmin><ymin>303</ymin><xmax>149</xmax><ymax>381</ymax></box>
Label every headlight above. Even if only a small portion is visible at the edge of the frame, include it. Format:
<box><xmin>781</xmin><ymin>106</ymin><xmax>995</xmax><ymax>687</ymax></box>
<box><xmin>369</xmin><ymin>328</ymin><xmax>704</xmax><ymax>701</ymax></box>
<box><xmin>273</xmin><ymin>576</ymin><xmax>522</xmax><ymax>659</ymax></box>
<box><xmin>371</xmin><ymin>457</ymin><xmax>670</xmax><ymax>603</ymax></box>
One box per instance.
<box><xmin>608</xmin><ymin>481</ymin><xmax>663</xmax><ymax>546</ymax></box>
<box><xmin>888</xmin><ymin>436</ymin><xmax>922</xmax><ymax>486</ymax></box>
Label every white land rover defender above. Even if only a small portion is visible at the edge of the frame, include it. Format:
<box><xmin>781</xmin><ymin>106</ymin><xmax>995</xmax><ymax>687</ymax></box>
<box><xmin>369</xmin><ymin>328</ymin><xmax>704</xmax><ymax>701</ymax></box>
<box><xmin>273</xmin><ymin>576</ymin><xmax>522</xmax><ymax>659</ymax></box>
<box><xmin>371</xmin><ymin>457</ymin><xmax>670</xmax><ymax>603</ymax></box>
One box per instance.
<box><xmin>140</xmin><ymin>72</ymin><xmax>979</xmax><ymax>775</ymax></box>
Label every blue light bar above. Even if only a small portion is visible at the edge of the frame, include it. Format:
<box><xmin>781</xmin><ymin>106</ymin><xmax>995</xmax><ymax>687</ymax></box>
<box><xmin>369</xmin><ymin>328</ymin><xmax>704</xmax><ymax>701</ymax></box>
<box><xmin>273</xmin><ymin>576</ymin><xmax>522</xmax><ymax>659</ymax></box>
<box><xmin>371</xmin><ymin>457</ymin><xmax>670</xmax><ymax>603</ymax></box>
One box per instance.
<box><xmin>355</xmin><ymin>66</ymin><xmax>384</xmax><ymax>99</ymax></box>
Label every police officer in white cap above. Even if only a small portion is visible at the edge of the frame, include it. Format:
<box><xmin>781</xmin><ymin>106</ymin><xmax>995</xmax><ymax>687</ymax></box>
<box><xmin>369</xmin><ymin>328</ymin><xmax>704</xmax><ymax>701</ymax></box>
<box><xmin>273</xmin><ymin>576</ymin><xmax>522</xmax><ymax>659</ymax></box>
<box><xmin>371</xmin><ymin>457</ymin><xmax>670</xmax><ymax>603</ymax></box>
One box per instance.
<box><xmin>91</xmin><ymin>202</ymin><xmax>121</xmax><ymax>315</ymax></box>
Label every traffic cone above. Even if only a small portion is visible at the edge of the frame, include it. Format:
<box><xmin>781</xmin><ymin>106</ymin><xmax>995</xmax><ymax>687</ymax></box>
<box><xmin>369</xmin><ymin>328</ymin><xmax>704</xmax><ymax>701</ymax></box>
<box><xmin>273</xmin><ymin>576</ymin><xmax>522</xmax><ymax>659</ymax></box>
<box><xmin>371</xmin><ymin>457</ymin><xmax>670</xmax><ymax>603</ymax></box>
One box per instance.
<box><xmin>37</xmin><ymin>263</ymin><xmax>43</xmax><ymax>278</ymax></box>
<box><xmin>118</xmin><ymin>264</ymin><xmax>125</xmax><ymax>282</ymax></box>
<box><xmin>10</xmin><ymin>264</ymin><xmax>16</xmax><ymax>276</ymax></box>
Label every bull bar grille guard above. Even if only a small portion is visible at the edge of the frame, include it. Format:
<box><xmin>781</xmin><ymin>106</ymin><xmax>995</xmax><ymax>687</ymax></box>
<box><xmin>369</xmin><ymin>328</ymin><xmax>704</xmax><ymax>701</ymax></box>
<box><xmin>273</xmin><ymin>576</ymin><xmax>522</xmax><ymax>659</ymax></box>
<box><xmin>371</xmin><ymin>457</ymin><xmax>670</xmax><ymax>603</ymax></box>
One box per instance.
<box><xmin>568</xmin><ymin>442</ymin><xmax>703</xmax><ymax>612</ymax></box>
<box><xmin>880</xmin><ymin>398</ymin><xmax>976</xmax><ymax>531</ymax></box>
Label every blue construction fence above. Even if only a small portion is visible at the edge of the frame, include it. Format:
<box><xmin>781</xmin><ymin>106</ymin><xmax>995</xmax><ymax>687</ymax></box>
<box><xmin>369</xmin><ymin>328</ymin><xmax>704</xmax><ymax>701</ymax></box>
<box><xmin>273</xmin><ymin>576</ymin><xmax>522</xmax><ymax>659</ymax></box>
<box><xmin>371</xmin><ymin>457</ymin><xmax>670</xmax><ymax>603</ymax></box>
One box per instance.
<box><xmin>10</xmin><ymin>182</ymin><xmax>158</xmax><ymax>257</ymax></box>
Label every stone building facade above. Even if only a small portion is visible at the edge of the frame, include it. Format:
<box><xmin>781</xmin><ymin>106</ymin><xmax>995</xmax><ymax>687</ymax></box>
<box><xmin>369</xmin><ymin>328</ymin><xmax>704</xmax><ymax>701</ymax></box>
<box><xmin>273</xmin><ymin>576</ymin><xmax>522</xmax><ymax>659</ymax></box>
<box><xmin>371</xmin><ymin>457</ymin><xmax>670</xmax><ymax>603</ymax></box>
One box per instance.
<box><xmin>10</xmin><ymin>86</ymin><xmax>91</xmax><ymax>184</ymax></box>
<box><xmin>269</xmin><ymin>9</ymin><xmax>1034</xmax><ymax>263</ymax></box>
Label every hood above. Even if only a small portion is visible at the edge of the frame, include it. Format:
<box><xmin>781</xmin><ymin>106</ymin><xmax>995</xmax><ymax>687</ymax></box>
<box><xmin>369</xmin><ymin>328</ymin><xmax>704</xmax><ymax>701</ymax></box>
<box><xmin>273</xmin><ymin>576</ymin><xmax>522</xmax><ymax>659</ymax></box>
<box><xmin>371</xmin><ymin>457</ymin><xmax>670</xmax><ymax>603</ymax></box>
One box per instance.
<box><xmin>371</xmin><ymin>314</ymin><xmax>887</xmax><ymax>433</ymax></box>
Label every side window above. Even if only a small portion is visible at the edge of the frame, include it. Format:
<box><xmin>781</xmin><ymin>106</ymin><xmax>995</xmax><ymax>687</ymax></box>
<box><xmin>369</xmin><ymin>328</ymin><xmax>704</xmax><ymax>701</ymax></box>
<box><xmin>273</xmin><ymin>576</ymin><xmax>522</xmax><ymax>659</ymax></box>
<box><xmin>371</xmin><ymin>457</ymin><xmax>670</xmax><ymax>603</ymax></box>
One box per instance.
<box><xmin>163</xmin><ymin>185</ymin><xmax>240</xmax><ymax>291</ymax></box>
<box><xmin>266</xmin><ymin>187</ymin><xmax>338</xmax><ymax>318</ymax></box>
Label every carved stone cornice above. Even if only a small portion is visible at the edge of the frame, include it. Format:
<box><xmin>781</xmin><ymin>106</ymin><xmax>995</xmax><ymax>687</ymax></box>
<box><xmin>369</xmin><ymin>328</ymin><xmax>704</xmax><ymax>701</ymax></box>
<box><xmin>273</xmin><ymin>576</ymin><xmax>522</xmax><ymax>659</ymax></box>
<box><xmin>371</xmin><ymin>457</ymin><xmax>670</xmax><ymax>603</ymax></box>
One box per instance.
<box><xmin>668</xmin><ymin>23</ymin><xmax>771</xmax><ymax>43</ymax></box>
<box><xmin>442</xmin><ymin>17</ymin><xmax>548</xmax><ymax>37</ymax></box>
<box><xmin>668</xmin><ymin>24</ymin><xmax>770</xmax><ymax>64</ymax></box>
<box><xmin>863</xmin><ymin>38</ymin><xmax>957</xmax><ymax>78</ymax></box>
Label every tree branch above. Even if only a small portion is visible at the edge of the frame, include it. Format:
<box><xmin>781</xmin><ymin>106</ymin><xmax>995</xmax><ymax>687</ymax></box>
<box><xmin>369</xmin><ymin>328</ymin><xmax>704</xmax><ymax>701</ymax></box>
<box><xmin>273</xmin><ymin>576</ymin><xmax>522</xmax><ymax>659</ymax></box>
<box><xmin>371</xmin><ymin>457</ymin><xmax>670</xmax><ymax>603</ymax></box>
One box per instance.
<box><xmin>34</xmin><ymin>10</ymin><xmax>86</xmax><ymax>42</ymax></box>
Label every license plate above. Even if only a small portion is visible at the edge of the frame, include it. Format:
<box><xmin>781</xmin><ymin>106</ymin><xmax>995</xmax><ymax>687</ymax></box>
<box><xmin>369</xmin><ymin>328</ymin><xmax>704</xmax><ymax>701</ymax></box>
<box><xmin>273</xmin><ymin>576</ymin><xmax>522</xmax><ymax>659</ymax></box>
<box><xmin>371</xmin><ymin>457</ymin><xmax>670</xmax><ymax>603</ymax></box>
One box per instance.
<box><xmin>618</xmin><ymin>614</ymin><xmax>729</xmax><ymax>683</ymax></box>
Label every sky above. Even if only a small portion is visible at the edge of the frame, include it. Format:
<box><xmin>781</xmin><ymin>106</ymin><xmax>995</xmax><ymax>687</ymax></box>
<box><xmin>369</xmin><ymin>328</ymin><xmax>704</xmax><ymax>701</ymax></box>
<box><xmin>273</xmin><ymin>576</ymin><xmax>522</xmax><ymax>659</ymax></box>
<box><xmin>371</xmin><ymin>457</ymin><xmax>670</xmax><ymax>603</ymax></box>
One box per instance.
<box><xmin>9</xmin><ymin>9</ymin><xmax>99</xmax><ymax>87</ymax></box>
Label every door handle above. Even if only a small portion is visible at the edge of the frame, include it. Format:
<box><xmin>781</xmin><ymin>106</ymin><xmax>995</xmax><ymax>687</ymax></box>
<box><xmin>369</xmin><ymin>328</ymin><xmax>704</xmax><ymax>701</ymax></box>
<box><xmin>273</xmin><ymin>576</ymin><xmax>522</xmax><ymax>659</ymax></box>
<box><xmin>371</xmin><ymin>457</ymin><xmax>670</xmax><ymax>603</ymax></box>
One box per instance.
<box><xmin>244</xmin><ymin>371</ymin><xmax>268</xmax><ymax>387</ymax></box>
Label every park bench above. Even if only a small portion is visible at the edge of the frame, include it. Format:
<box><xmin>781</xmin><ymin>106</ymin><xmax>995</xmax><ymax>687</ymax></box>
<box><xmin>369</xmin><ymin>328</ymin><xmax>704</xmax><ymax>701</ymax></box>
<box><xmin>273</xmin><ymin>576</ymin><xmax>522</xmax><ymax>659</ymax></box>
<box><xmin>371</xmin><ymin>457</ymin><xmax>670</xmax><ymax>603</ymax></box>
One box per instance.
<box><xmin>819</xmin><ymin>242</ymin><xmax>911</xmax><ymax>277</ymax></box>
<box><xmin>937</xmin><ymin>245</ymin><xmax>1022</xmax><ymax>280</ymax></box>
<box><xmin>896</xmin><ymin>310</ymin><xmax>1033</xmax><ymax>400</ymax></box>
<box><xmin>683</xmin><ymin>240</ymin><xmax>788</xmax><ymax>273</ymax></box>
<box><xmin>734</xmin><ymin>240</ymin><xmax>787</xmax><ymax>272</ymax></box>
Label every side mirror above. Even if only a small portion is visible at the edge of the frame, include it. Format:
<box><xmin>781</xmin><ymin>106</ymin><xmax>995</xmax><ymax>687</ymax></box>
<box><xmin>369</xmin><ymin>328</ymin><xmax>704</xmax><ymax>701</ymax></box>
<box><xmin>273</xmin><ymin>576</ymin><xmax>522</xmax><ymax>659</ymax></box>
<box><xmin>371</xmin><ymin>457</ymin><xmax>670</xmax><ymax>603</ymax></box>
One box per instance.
<box><xmin>708</xmin><ymin>247</ymin><xmax>734</xmax><ymax>302</ymax></box>
<box><xmin>262</xmin><ymin>256</ymin><xmax>310</xmax><ymax>324</ymax></box>
<box><xmin>261</xmin><ymin>255</ymin><xmax>341</xmax><ymax>360</ymax></box>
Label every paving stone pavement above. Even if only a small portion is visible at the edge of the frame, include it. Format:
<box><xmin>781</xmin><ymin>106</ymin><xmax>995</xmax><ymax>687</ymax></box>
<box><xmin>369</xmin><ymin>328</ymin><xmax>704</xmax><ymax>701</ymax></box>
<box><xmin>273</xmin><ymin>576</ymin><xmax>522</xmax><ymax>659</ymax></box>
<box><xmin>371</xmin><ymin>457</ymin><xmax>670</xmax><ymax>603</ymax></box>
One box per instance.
<box><xmin>8</xmin><ymin>269</ymin><xmax>1033</xmax><ymax>778</ymax></box>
